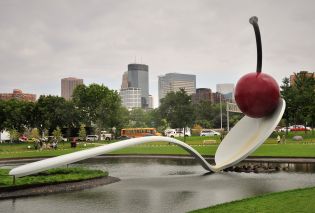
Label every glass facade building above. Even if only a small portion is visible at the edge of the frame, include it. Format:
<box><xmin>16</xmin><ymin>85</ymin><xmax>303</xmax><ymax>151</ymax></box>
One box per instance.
<box><xmin>158</xmin><ymin>73</ymin><xmax>196</xmax><ymax>104</ymax></box>
<box><xmin>120</xmin><ymin>87</ymin><xmax>142</xmax><ymax>110</ymax></box>
<box><xmin>127</xmin><ymin>64</ymin><xmax>149</xmax><ymax>108</ymax></box>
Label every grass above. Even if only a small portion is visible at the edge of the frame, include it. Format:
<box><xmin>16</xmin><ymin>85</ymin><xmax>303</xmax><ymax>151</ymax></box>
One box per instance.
<box><xmin>190</xmin><ymin>186</ymin><xmax>315</xmax><ymax>213</ymax></box>
<box><xmin>0</xmin><ymin>132</ymin><xmax>314</xmax><ymax>159</ymax></box>
<box><xmin>0</xmin><ymin>167</ymin><xmax>107</xmax><ymax>188</ymax></box>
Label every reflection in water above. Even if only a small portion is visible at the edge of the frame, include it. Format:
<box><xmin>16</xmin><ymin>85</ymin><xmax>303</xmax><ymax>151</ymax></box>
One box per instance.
<box><xmin>1</xmin><ymin>158</ymin><xmax>315</xmax><ymax>213</ymax></box>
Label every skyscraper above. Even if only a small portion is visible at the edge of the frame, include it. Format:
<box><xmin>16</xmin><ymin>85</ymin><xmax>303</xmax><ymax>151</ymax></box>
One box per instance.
<box><xmin>127</xmin><ymin>63</ymin><xmax>149</xmax><ymax>108</ymax></box>
<box><xmin>61</xmin><ymin>77</ymin><xmax>83</xmax><ymax>100</ymax></box>
<box><xmin>148</xmin><ymin>95</ymin><xmax>153</xmax><ymax>109</ymax></box>
<box><xmin>158</xmin><ymin>73</ymin><xmax>196</xmax><ymax>104</ymax></box>
<box><xmin>192</xmin><ymin>88</ymin><xmax>212</xmax><ymax>104</ymax></box>
<box><xmin>216</xmin><ymin>83</ymin><xmax>235</xmax><ymax>102</ymax></box>
<box><xmin>121</xmin><ymin>71</ymin><xmax>129</xmax><ymax>89</ymax></box>
<box><xmin>120</xmin><ymin>87</ymin><xmax>142</xmax><ymax>110</ymax></box>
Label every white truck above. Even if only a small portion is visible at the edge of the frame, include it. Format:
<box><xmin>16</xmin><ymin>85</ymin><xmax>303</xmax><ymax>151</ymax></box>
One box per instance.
<box><xmin>165</xmin><ymin>128</ymin><xmax>191</xmax><ymax>137</ymax></box>
<box><xmin>100</xmin><ymin>131</ymin><xmax>113</xmax><ymax>141</ymax></box>
<box><xmin>0</xmin><ymin>130</ymin><xmax>10</xmax><ymax>143</ymax></box>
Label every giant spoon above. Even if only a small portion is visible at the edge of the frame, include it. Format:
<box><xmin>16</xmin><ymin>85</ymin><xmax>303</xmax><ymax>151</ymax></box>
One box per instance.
<box><xmin>10</xmin><ymin>17</ymin><xmax>285</xmax><ymax>178</ymax></box>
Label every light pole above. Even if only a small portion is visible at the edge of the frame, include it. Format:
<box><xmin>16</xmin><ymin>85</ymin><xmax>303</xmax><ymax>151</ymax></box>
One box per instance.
<box><xmin>112</xmin><ymin>127</ymin><xmax>116</xmax><ymax>139</ymax></box>
<box><xmin>220</xmin><ymin>93</ymin><xmax>222</xmax><ymax>130</ymax></box>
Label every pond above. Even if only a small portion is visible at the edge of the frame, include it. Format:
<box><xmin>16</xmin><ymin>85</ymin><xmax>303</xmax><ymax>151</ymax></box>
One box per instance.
<box><xmin>1</xmin><ymin>157</ymin><xmax>315</xmax><ymax>213</ymax></box>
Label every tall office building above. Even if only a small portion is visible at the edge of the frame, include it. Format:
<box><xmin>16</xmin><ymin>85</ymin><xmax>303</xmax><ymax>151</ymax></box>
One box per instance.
<box><xmin>158</xmin><ymin>73</ymin><xmax>196</xmax><ymax>104</ymax></box>
<box><xmin>148</xmin><ymin>95</ymin><xmax>153</xmax><ymax>109</ymax></box>
<box><xmin>192</xmin><ymin>88</ymin><xmax>212</xmax><ymax>104</ymax></box>
<box><xmin>216</xmin><ymin>83</ymin><xmax>235</xmax><ymax>102</ymax></box>
<box><xmin>121</xmin><ymin>71</ymin><xmax>129</xmax><ymax>89</ymax></box>
<box><xmin>127</xmin><ymin>63</ymin><xmax>149</xmax><ymax>108</ymax></box>
<box><xmin>120</xmin><ymin>87</ymin><xmax>142</xmax><ymax>110</ymax></box>
<box><xmin>61</xmin><ymin>77</ymin><xmax>83</xmax><ymax>100</ymax></box>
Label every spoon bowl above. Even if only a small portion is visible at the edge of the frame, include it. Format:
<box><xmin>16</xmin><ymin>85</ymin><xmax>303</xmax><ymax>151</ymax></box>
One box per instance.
<box><xmin>212</xmin><ymin>98</ymin><xmax>285</xmax><ymax>171</ymax></box>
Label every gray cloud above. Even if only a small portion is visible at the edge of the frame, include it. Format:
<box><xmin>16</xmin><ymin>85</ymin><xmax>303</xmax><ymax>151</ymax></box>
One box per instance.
<box><xmin>0</xmin><ymin>0</ymin><xmax>315</xmax><ymax>106</ymax></box>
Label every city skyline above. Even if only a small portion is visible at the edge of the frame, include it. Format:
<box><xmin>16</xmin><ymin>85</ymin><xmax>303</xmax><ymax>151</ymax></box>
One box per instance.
<box><xmin>1</xmin><ymin>0</ymin><xmax>315</xmax><ymax>108</ymax></box>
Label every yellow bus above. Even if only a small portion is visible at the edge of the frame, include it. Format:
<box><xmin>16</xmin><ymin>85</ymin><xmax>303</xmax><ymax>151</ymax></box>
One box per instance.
<box><xmin>120</xmin><ymin>128</ymin><xmax>161</xmax><ymax>138</ymax></box>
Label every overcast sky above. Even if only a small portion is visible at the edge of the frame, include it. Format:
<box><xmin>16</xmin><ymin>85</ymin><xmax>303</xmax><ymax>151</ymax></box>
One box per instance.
<box><xmin>1</xmin><ymin>0</ymin><xmax>314</xmax><ymax>107</ymax></box>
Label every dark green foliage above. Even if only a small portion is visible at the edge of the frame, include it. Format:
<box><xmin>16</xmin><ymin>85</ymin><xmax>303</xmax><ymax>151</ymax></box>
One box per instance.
<box><xmin>1</xmin><ymin>99</ymin><xmax>35</xmax><ymax>132</ymax></box>
<box><xmin>281</xmin><ymin>73</ymin><xmax>315</xmax><ymax>131</ymax></box>
<box><xmin>34</xmin><ymin>95</ymin><xmax>79</xmax><ymax>134</ymax></box>
<box><xmin>72</xmin><ymin>84</ymin><xmax>125</xmax><ymax>131</ymax></box>
<box><xmin>159</xmin><ymin>88</ymin><xmax>194</xmax><ymax>129</ymax></box>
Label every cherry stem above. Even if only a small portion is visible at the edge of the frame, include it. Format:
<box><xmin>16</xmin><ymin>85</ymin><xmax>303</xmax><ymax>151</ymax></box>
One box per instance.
<box><xmin>249</xmin><ymin>16</ymin><xmax>262</xmax><ymax>73</ymax></box>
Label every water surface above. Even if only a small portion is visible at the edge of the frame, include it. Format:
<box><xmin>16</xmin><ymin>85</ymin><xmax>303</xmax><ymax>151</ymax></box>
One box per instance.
<box><xmin>1</xmin><ymin>158</ymin><xmax>315</xmax><ymax>213</ymax></box>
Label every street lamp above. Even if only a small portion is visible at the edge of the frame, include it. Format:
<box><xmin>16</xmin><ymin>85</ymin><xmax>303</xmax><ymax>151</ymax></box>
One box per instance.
<box><xmin>112</xmin><ymin>127</ymin><xmax>116</xmax><ymax>139</ymax></box>
<box><xmin>220</xmin><ymin>93</ymin><xmax>222</xmax><ymax>130</ymax></box>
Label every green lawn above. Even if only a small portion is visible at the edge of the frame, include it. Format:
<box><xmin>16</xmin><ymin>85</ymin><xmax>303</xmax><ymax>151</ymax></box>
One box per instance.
<box><xmin>190</xmin><ymin>186</ymin><xmax>315</xmax><ymax>213</ymax></box>
<box><xmin>0</xmin><ymin>167</ymin><xmax>107</xmax><ymax>188</ymax></box>
<box><xmin>0</xmin><ymin>133</ymin><xmax>315</xmax><ymax>159</ymax></box>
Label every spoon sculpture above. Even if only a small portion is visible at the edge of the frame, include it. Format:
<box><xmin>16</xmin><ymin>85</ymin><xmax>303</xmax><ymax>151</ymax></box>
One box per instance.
<box><xmin>9</xmin><ymin>17</ymin><xmax>285</xmax><ymax>178</ymax></box>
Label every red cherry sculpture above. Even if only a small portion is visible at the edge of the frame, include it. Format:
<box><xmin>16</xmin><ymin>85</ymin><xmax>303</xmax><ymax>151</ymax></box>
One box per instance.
<box><xmin>235</xmin><ymin>72</ymin><xmax>280</xmax><ymax>118</ymax></box>
<box><xmin>235</xmin><ymin>16</ymin><xmax>280</xmax><ymax>118</ymax></box>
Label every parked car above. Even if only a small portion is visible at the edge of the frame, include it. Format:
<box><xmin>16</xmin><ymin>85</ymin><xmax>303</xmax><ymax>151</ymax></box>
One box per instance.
<box><xmin>278</xmin><ymin>127</ymin><xmax>291</xmax><ymax>132</ymax></box>
<box><xmin>19</xmin><ymin>135</ymin><xmax>28</xmax><ymax>142</ymax></box>
<box><xmin>289</xmin><ymin>125</ymin><xmax>311</xmax><ymax>132</ymax></box>
<box><xmin>200</xmin><ymin>129</ymin><xmax>221</xmax><ymax>136</ymax></box>
<box><xmin>86</xmin><ymin>135</ymin><xmax>99</xmax><ymax>141</ymax></box>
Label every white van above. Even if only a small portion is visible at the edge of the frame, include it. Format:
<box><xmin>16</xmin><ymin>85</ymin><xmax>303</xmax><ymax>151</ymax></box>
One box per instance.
<box><xmin>86</xmin><ymin>135</ymin><xmax>99</xmax><ymax>141</ymax></box>
<box><xmin>0</xmin><ymin>130</ymin><xmax>10</xmax><ymax>143</ymax></box>
<box><xmin>100</xmin><ymin>131</ymin><xmax>112</xmax><ymax>141</ymax></box>
<box><xmin>165</xmin><ymin>128</ymin><xmax>191</xmax><ymax>137</ymax></box>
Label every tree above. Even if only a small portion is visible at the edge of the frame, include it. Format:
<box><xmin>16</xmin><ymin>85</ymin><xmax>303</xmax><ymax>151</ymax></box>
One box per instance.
<box><xmin>3</xmin><ymin>99</ymin><xmax>35</xmax><ymax>133</ymax></box>
<box><xmin>52</xmin><ymin>127</ymin><xmax>62</xmax><ymax>142</ymax></box>
<box><xmin>30</xmin><ymin>128</ymin><xmax>40</xmax><ymax>139</ymax></box>
<box><xmin>144</xmin><ymin>109</ymin><xmax>168</xmax><ymax>134</ymax></box>
<box><xmin>78</xmin><ymin>124</ymin><xmax>87</xmax><ymax>140</ymax></box>
<box><xmin>0</xmin><ymin>100</ymin><xmax>6</xmax><ymax>132</ymax></box>
<box><xmin>73</xmin><ymin>84</ymin><xmax>123</xmax><ymax>133</ymax></box>
<box><xmin>33</xmin><ymin>95</ymin><xmax>69</xmax><ymax>134</ymax></box>
<box><xmin>281</xmin><ymin>74</ymin><xmax>315</xmax><ymax>132</ymax></box>
<box><xmin>280</xmin><ymin>77</ymin><xmax>295</xmax><ymax>134</ymax></box>
<box><xmin>128</xmin><ymin>108</ymin><xmax>146</xmax><ymax>127</ymax></box>
<box><xmin>61</xmin><ymin>101</ymin><xmax>80</xmax><ymax>138</ymax></box>
<box><xmin>291</xmin><ymin>73</ymin><xmax>315</xmax><ymax>130</ymax></box>
<box><xmin>96</xmin><ymin>90</ymin><xmax>125</xmax><ymax>130</ymax></box>
<box><xmin>159</xmin><ymin>89</ymin><xmax>194</xmax><ymax>140</ymax></box>
<box><xmin>9</xmin><ymin>129</ymin><xmax>19</xmax><ymax>143</ymax></box>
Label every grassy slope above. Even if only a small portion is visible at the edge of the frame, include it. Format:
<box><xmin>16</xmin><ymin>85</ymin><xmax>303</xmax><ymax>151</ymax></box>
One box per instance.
<box><xmin>0</xmin><ymin>167</ymin><xmax>107</xmax><ymax>188</ymax></box>
<box><xmin>190</xmin><ymin>187</ymin><xmax>315</xmax><ymax>213</ymax></box>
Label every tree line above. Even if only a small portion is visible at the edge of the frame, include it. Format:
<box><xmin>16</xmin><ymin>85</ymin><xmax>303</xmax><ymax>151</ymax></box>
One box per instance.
<box><xmin>1</xmin><ymin>72</ymin><xmax>312</xmax><ymax>139</ymax></box>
